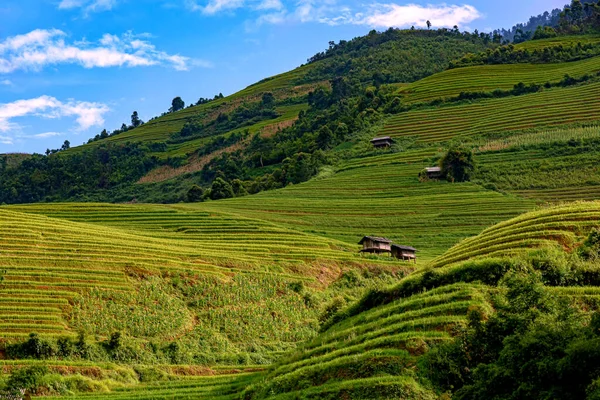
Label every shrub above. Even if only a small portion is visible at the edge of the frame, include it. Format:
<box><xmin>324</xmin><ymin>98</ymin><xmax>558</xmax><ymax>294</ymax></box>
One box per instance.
<box><xmin>186</xmin><ymin>185</ymin><xmax>204</xmax><ymax>202</ymax></box>
<box><xmin>209</xmin><ymin>178</ymin><xmax>235</xmax><ymax>200</ymax></box>
<box><xmin>440</xmin><ymin>147</ymin><xmax>475</xmax><ymax>182</ymax></box>
<box><xmin>6</xmin><ymin>366</ymin><xmax>49</xmax><ymax>394</ymax></box>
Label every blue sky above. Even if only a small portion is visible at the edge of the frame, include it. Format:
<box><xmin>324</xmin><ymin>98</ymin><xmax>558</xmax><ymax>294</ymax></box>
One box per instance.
<box><xmin>0</xmin><ymin>0</ymin><xmax>568</xmax><ymax>154</ymax></box>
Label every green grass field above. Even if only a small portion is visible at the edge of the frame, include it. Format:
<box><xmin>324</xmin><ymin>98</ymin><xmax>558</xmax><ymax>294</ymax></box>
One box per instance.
<box><xmin>429</xmin><ymin>202</ymin><xmax>600</xmax><ymax>268</ymax></box>
<box><xmin>398</xmin><ymin>56</ymin><xmax>600</xmax><ymax>104</ymax></box>
<box><xmin>383</xmin><ymin>80</ymin><xmax>600</xmax><ymax>142</ymax></box>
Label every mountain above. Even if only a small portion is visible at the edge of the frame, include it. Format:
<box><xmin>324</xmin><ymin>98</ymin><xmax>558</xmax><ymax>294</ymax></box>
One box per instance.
<box><xmin>1</xmin><ymin>3</ymin><xmax>600</xmax><ymax>398</ymax></box>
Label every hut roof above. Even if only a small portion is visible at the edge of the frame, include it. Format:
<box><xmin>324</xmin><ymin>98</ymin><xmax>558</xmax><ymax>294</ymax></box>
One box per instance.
<box><xmin>426</xmin><ymin>167</ymin><xmax>441</xmax><ymax>173</ymax></box>
<box><xmin>358</xmin><ymin>236</ymin><xmax>393</xmax><ymax>245</ymax></box>
<box><xmin>370</xmin><ymin>136</ymin><xmax>394</xmax><ymax>143</ymax></box>
<box><xmin>392</xmin><ymin>244</ymin><xmax>418</xmax><ymax>252</ymax></box>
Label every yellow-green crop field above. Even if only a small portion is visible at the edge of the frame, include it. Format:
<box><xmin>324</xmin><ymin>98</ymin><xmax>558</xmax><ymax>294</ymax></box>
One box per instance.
<box><xmin>399</xmin><ymin>55</ymin><xmax>600</xmax><ymax>104</ymax></box>
<box><xmin>383</xmin><ymin>81</ymin><xmax>600</xmax><ymax>142</ymax></box>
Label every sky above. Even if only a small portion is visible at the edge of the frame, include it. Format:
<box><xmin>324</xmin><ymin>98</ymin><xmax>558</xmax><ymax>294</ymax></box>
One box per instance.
<box><xmin>0</xmin><ymin>0</ymin><xmax>569</xmax><ymax>154</ymax></box>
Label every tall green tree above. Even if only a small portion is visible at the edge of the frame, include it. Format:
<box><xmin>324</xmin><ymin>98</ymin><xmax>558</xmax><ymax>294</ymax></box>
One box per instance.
<box><xmin>209</xmin><ymin>178</ymin><xmax>234</xmax><ymax>200</ymax></box>
<box><xmin>440</xmin><ymin>147</ymin><xmax>475</xmax><ymax>182</ymax></box>
<box><xmin>170</xmin><ymin>97</ymin><xmax>185</xmax><ymax>113</ymax></box>
<box><xmin>186</xmin><ymin>185</ymin><xmax>204</xmax><ymax>202</ymax></box>
<box><xmin>131</xmin><ymin>111</ymin><xmax>142</xmax><ymax>128</ymax></box>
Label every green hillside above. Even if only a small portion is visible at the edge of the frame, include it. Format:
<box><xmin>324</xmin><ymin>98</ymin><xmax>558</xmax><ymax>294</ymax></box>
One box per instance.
<box><xmin>382</xmin><ymin>80</ymin><xmax>600</xmax><ymax>142</ymax></box>
<box><xmin>2</xmin><ymin>11</ymin><xmax>600</xmax><ymax>398</ymax></box>
<box><xmin>398</xmin><ymin>55</ymin><xmax>600</xmax><ymax>104</ymax></box>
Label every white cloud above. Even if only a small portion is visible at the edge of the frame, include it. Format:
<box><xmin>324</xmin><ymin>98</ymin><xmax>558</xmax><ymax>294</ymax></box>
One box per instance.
<box><xmin>31</xmin><ymin>131</ymin><xmax>63</xmax><ymax>139</ymax></box>
<box><xmin>188</xmin><ymin>0</ymin><xmax>283</xmax><ymax>14</ymax></box>
<box><xmin>194</xmin><ymin>0</ymin><xmax>481</xmax><ymax>29</ymax></box>
<box><xmin>0</xmin><ymin>29</ymin><xmax>206</xmax><ymax>73</ymax></box>
<box><xmin>349</xmin><ymin>4</ymin><xmax>482</xmax><ymax>28</ymax></box>
<box><xmin>0</xmin><ymin>135</ymin><xmax>13</xmax><ymax>144</ymax></box>
<box><xmin>0</xmin><ymin>95</ymin><xmax>109</xmax><ymax>136</ymax></box>
<box><xmin>58</xmin><ymin>0</ymin><xmax>117</xmax><ymax>14</ymax></box>
<box><xmin>256</xmin><ymin>0</ymin><xmax>283</xmax><ymax>11</ymax></box>
<box><xmin>0</xmin><ymin>79</ymin><xmax>11</xmax><ymax>85</ymax></box>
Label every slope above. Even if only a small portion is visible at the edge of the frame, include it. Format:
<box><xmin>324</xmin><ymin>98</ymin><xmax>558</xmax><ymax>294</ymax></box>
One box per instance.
<box><xmin>239</xmin><ymin>202</ymin><xmax>600</xmax><ymax>399</ymax></box>
<box><xmin>383</xmin><ymin>80</ymin><xmax>600</xmax><ymax>143</ymax></box>
<box><xmin>398</xmin><ymin>55</ymin><xmax>600</xmax><ymax>104</ymax></box>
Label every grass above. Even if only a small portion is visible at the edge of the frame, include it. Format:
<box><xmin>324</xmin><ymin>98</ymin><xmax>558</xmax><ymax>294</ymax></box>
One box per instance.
<box><xmin>382</xmin><ymin>81</ymin><xmax>600</xmax><ymax>143</ymax></box>
<box><xmin>429</xmin><ymin>202</ymin><xmax>600</xmax><ymax>268</ymax></box>
<box><xmin>474</xmin><ymin>129</ymin><xmax>600</xmax><ymax>202</ymax></box>
<box><xmin>67</xmin><ymin>65</ymin><xmax>322</xmax><ymax>159</ymax></box>
<box><xmin>398</xmin><ymin>55</ymin><xmax>600</xmax><ymax>104</ymax></box>
<box><xmin>242</xmin><ymin>283</ymin><xmax>490</xmax><ymax>399</ymax></box>
<box><xmin>190</xmin><ymin>149</ymin><xmax>534</xmax><ymax>262</ymax></box>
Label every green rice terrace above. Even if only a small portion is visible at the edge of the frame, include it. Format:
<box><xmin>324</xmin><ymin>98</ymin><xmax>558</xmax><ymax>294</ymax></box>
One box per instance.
<box><xmin>2</xmin><ymin>18</ymin><xmax>600</xmax><ymax>400</ymax></box>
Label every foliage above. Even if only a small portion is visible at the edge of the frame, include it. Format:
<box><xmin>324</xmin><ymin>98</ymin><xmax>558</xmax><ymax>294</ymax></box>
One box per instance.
<box><xmin>496</xmin><ymin>8</ymin><xmax>563</xmax><ymax>42</ymax></box>
<box><xmin>533</xmin><ymin>25</ymin><xmax>559</xmax><ymax>40</ymax></box>
<box><xmin>304</xmin><ymin>28</ymin><xmax>494</xmax><ymax>85</ymax></box>
<box><xmin>6</xmin><ymin>365</ymin><xmax>49</xmax><ymax>394</ymax></box>
<box><xmin>170</xmin><ymin>97</ymin><xmax>185</xmax><ymax>113</ymax></box>
<box><xmin>422</xmin><ymin>274</ymin><xmax>600</xmax><ymax>400</ymax></box>
<box><xmin>186</xmin><ymin>184</ymin><xmax>204</xmax><ymax>202</ymax></box>
<box><xmin>440</xmin><ymin>147</ymin><xmax>475</xmax><ymax>182</ymax></box>
<box><xmin>451</xmin><ymin>41</ymin><xmax>600</xmax><ymax>68</ymax></box>
<box><xmin>0</xmin><ymin>142</ymin><xmax>159</xmax><ymax>204</ymax></box>
<box><xmin>209</xmin><ymin>177</ymin><xmax>235</xmax><ymax>200</ymax></box>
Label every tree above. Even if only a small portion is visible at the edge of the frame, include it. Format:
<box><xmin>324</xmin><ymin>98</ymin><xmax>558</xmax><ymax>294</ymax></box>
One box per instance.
<box><xmin>170</xmin><ymin>97</ymin><xmax>185</xmax><ymax>113</ymax></box>
<box><xmin>533</xmin><ymin>25</ymin><xmax>557</xmax><ymax>40</ymax></box>
<box><xmin>262</xmin><ymin>92</ymin><xmax>276</xmax><ymax>108</ymax></box>
<box><xmin>209</xmin><ymin>178</ymin><xmax>234</xmax><ymax>200</ymax></box>
<box><xmin>100</xmin><ymin>129</ymin><xmax>109</xmax><ymax>139</ymax></box>
<box><xmin>186</xmin><ymin>185</ymin><xmax>204</xmax><ymax>202</ymax></box>
<box><xmin>316</xmin><ymin>126</ymin><xmax>334</xmax><ymax>149</ymax></box>
<box><xmin>440</xmin><ymin>147</ymin><xmax>475</xmax><ymax>182</ymax></box>
<box><xmin>61</xmin><ymin>140</ymin><xmax>70</xmax><ymax>151</ymax></box>
<box><xmin>426</xmin><ymin>20</ymin><xmax>432</xmax><ymax>29</ymax></box>
<box><xmin>131</xmin><ymin>111</ymin><xmax>142</xmax><ymax>128</ymax></box>
<box><xmin>231</xmin><ymin>179</ymin><xmax>248</xmax><ymax>197</ymax></box>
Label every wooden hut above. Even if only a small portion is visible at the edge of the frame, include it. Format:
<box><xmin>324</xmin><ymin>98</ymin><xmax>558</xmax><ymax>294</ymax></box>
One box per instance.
<box><xmin>426</xmin><ymin>166</ymin><xmax>442</xmax><ymax>180</ymax></box>
<box><xmin>359</xmin><ymin>236</ymin><xmax>392</xmax><ymax>254</ymax></box>
<box><xmin>391</xmin><ymin>244</ymin><xmax>417</xmax><ymax>263</ymax></box>
<box><xmin>370</xmin><ymin>137</ymin><xmax>394</xmax><ymax>148</ymax></box>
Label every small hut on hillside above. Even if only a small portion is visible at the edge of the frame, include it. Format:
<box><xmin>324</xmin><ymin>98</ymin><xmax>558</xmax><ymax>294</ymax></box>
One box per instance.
<box><xmin>425</xmin><ymin>166</ymin><xmax>442</xmax><ymax>180</ymax></box>
<box><xmin>370</xmin><ymin>137</ymin><xmax>394</xmax><ymax>148</ymax></box>
<box><xmin>359</xmin><ymin>236</ymin><xmax>392</xmax><ymax>254</ymax></box>
<box><xmin>392</xmin><ymin>244</ymin><xmax>417</xmax><ymax>263</ymax></box>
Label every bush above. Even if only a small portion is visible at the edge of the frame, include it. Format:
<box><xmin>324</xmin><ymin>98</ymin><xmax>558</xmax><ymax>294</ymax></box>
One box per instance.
<box><xmin>440</xmin><ymin>147</ymin><xmax>475</xmax><ymax>182</ymax></box>
<box><xmin>6</xmin><ymin>366</ymin><xmax>49</xmax><ymax>394</ymax></box>
<box><xmin>209</xmin><ymin>178</ymin><xmax>235</xmax><ymax>200</ymax></box>
<box><xmin>186</xmin><ymin>185</ymin><xmax>204</xmax><ymax>202</ymax></box>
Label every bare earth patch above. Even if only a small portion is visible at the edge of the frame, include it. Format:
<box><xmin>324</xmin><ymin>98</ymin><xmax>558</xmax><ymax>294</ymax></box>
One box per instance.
<box><xmin>260</xmin><ymin>117</ymin><xmax>298</xmax><ymax>138</ymax></box>
<box><xmin>138</xmin><ymin>141</ymin><xmax>246</xmax><ymax>184</ymax></box>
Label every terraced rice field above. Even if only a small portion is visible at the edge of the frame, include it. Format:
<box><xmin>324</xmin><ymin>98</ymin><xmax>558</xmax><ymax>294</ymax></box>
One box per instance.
<box><xmin>245</xmin><ymin>283</ymin><xmax>490</xmax><ymax>399</ymax></box>
<box><xmin>3</xmin><ymin>204</ymin><xmax>381</xmax><ymax>271</ymax></box>
<box><xmin>477</xmin><ymin>125</ymin><xmax>600</xmax><ymax>152</ymax></box>
<box><xmin>429</xmin><ymin>202</ymin><xmax>600</xmax><ymax>268</ymax></box>
<box><xmin>53</xmin><ymin>373</ymin><xmax>259</xmax><ymax>400</ymax></box>
<box><xmin>192</xmin><ymin>150</ymin><xmax>534</xmax><ymax>261</ymax></box>
<box><xmin>513</xmin><ymin>34</ymin><xmax>600</xmax><ymax>51</ymax></box>
<box><xmin>1</xmin><ymin>203</ymin><xmax>400</xmax><ymax>338</ymax></box>
<box><xmin>474</xmin><ymin>128</ymin><xmax>600</xmax><ymax>203</ymax></box>
<box><xmin>398</xmin><ymin>56</ymin><xmax>600</xmax><ymax>104</ymax></box>
<box><xmin>382</xmin><ymin>81</ymin><xmax>600</xmax><ymax>142</ymax></box>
